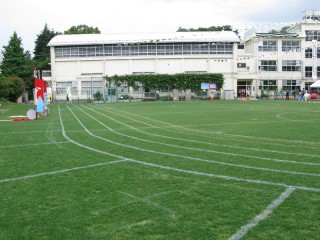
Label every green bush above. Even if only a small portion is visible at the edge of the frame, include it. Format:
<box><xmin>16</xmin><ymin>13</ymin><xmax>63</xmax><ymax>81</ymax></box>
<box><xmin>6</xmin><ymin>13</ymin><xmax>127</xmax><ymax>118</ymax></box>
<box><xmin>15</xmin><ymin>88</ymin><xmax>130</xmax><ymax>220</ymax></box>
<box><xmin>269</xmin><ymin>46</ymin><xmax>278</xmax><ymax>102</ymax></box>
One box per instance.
<box><xmin>93</xmin><ymin>91</ymin><xmax>103</xmax><ymax>101</ymax></box>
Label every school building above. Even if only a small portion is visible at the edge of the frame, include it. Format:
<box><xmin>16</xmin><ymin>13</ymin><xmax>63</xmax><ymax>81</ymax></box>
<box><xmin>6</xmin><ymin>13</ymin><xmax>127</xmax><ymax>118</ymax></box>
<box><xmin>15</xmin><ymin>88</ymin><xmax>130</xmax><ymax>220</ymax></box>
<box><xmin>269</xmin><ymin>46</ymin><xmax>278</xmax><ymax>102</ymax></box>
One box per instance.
<box><xmin>45</xmin><ymin>10</ymin><xmax>320</xmax><ymax>101</ymax></box>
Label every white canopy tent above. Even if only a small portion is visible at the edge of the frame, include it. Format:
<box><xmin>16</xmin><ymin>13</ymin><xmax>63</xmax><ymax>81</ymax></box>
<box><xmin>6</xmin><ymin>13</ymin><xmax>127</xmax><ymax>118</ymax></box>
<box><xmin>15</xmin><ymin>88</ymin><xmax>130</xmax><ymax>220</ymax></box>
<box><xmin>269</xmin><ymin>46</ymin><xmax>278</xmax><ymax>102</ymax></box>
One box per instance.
<box><xmin>310</xmin><ymin>80</ymin><xmax>320</xmax><ymax>88</ymax></box>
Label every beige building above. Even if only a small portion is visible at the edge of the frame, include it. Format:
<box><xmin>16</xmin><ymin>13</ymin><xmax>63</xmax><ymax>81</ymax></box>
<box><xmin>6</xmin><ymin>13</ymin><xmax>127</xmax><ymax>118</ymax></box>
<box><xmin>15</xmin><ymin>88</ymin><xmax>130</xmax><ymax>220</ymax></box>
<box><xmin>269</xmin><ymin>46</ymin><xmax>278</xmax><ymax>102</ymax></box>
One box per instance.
<box><xmin>46</xmin><ymin>10</ymin><xmax>320</xmax><ymax>101</ymax></box>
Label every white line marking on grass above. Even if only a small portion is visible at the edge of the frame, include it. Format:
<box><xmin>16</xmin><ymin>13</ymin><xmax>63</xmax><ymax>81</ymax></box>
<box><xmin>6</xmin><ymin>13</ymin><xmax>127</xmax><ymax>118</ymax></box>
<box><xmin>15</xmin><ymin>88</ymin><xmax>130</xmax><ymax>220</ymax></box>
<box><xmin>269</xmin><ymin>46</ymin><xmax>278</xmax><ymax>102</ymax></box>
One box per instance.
<box><xmin>58</xmin><ymin>106</ymin><xmax>130</xmax><ymax>161</ymax></box>
<box><xmin>57</xmin><ymin>106</ymin><xmax>320</xmax><ymax>193</ymax></box>
<box><xmin>120</xmin><ymin>191</ymin><xmax>176</xmax><ymax>217</ymax></box>
<box><xmin>0</xmin><ymin>141</ymin><xmax>69</xmax><ymax>149</ymax></box>
<box><xmin>104</xmin><ymin>106</ymin><xmax>320</xmax><ymax>147</ymax></box>
<box><xmin>0</xmin><ymin>160</ymin><xmax>126</xmax><ymax>183</ymax></box>
<box><xmin>109</xmin><ymin>220</ymin><xmax>153</xmax><ymax>234</ymax></box>
<box><xmin>74</xmin><ymin>105</ymin><xmax>320</xmax><ymax>176</ymax></box>
<box><xmin>94</xmin><ymin>105</ymin><xmax>320</xmax><ymax>152</ymax></box>
<box><xmin>85</xmin><ymin>105</ymin><xmax>320</xmax><ymax>163</ymax></box>
<box><xmin>276</xmin><ymin>112</ymin><xmax>298</xmax><ymax>121</ymax></box>
<box><xmin>127</xmin><ymin>159</ymin><xmax>320</xmax><ymax>192</ymax></box>
<box><xmin>228</xmin><ymin>187</ymin><xmax>295</xmax><ymax>240</ymax></box>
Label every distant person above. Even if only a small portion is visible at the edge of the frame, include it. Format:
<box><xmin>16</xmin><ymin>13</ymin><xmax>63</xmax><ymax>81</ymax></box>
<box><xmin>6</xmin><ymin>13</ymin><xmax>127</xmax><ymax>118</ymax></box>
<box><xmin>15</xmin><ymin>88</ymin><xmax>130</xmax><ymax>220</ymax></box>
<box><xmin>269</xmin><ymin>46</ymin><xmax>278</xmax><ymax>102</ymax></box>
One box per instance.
<box><xmin>36</xmin><ymin>96</ymin><xmax>45</xmax><ymax>119</ymax></box>
<box><xmin>285</xmin><ymin>89</ymin><xmax>289</xmax><ymax>100</ymax></box>
<box><xmin>66</xmin><ymin>92</ymin><xmax>72</xmax><ymax>104</ymax></box>
<box><xmin>292</xmin><ymin>89</ymin><xmax>297</xmax><ymax>99</ymax></box>
<box><xmin>301</xmin><ymin>88</ymin><xmax>305</xmax><ymax>101</ymax></box>
<box><xmin>68</xmin><ymin>93</ymin><xmax>72</xmax><ymax>104</ymax></box>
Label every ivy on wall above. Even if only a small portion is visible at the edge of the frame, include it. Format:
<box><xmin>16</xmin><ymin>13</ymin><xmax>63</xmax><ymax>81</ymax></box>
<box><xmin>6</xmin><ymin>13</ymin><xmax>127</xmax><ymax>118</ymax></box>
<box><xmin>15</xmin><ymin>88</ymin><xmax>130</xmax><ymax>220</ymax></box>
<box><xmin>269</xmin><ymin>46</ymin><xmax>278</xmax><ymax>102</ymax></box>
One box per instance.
<box><xmin>104</xmin><ymin>73</ymin><xmax>224</xmax><ymax>91</ymax></box>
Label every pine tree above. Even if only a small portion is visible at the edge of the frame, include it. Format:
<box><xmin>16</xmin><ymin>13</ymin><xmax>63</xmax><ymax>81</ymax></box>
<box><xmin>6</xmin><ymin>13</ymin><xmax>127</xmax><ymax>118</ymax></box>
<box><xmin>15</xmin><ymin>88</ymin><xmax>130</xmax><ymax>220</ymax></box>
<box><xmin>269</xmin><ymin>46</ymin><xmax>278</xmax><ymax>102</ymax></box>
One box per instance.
<box><xmin>1</xmin><ymin>31</ymin><xmax>28</xmax><ymax>78</ymax></box>
<box><xmin>33</xmin><ymin>24</ymin><xmax>58</xmax><ymax>69</ymax></box>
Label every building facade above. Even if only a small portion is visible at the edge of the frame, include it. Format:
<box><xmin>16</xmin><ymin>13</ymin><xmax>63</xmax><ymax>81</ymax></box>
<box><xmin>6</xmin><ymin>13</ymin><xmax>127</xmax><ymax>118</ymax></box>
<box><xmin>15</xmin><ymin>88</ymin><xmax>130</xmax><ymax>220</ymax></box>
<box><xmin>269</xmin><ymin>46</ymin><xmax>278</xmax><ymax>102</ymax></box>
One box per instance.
<box><xmin>46</xmin><ymin>10</ymin><xmax>320</xmax><ymax>101</ymax></box>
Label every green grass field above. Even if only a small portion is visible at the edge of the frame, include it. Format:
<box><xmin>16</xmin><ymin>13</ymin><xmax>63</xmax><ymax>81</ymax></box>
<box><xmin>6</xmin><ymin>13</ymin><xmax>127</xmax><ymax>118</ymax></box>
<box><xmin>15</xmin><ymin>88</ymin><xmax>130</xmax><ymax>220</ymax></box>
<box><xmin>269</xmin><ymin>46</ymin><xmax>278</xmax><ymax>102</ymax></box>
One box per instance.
<box><xmin>1</xmin><ymin>100</ymin><xmax>320</xmax><ymax>239</ymax></box>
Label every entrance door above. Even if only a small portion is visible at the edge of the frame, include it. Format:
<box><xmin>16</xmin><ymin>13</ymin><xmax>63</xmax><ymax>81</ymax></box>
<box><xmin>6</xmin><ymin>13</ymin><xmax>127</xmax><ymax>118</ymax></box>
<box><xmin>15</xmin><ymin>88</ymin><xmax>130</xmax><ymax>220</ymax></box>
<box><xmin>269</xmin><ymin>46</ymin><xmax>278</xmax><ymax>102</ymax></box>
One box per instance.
<box><xmin>237</xmin><ymin>81</ymin><xmax>252</xmax><ymax>98</ymax></box>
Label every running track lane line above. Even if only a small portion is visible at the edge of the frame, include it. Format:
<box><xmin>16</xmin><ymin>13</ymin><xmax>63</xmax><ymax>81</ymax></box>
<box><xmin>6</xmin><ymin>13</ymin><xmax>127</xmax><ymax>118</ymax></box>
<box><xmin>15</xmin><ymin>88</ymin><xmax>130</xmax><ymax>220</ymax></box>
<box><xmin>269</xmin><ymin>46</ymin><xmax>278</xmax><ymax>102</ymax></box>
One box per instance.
<box><xmin>228</xmin><ymin>187</ymin><xmax>296</xmax><ymax>240</ymax></box>
<box><xmin>0</xmin><ymin>160</ymin><xmax>127</xmax><ymax>183</ymax></box>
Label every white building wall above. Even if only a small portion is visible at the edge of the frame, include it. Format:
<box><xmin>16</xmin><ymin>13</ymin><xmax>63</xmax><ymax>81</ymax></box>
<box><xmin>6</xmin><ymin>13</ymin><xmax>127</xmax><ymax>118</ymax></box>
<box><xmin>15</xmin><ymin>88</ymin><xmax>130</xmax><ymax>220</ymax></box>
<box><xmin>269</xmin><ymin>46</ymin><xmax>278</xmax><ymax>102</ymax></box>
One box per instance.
<box><xmin>80</xmin><ymin>61</ymin><xmax>104</xmax><ymax>75</ymax></box>
<box><xmin>105</xmin><ymin>60</ymin><xmax>130</xmax><ymax>75</ymax></box>
<box><xmin>55</xmin><ymin>62</ymin><xmax>78</xmax><ymax>81</ymax></box>
<box><xmin>132</xmin><ymin>60</ymin><xmax>155</xmax><ymax>73</ymax></box>
<box><xmin>157</xmin><ymin>59</ymin><xmax>183</xmax><ymax>74</ymax></box>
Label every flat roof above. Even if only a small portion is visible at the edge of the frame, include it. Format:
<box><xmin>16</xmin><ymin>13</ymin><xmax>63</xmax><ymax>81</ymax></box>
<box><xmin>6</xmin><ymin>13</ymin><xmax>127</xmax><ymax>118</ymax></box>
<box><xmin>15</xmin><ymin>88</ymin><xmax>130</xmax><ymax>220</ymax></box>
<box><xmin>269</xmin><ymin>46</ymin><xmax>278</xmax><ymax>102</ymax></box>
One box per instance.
<box><xmin>48</xmin><ymin>31</ymin><xmax>240</xmax><ymax>46</ymax></box>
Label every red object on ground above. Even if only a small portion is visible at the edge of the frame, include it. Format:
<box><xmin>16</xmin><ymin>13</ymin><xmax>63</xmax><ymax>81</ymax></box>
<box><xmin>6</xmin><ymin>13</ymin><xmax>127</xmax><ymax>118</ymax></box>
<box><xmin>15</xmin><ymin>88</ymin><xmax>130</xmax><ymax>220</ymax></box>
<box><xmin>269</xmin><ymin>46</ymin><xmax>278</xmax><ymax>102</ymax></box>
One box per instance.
<box><xmin>13</xmin><ymin>118</ymin><xmax>31</xmax><ymax>122</ymax></box>
<box><xmin>311</xmin><ymin>93</ymin><xmax>317</xmax><ymax>100</ymax></box>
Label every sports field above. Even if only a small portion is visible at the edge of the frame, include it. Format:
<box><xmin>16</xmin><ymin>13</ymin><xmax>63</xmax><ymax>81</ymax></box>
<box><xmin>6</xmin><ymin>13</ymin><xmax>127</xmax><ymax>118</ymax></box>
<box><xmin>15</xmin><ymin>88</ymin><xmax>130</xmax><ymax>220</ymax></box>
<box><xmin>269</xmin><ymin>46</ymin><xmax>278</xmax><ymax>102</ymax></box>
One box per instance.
<box><xmin>1</xmin><ymin>100</ymin><xmax>320</xmax><ymax>239</ymax></box>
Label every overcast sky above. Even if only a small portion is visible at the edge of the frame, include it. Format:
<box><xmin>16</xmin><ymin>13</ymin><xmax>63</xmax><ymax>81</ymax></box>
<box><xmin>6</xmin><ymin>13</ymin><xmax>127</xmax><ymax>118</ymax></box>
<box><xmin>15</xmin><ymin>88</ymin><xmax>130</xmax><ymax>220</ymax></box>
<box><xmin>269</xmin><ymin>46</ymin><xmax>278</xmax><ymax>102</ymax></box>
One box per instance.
<box><xmin>1</xmin><ymin>0</ymin><xmax>320</xmax><ymax>57</ymax></box>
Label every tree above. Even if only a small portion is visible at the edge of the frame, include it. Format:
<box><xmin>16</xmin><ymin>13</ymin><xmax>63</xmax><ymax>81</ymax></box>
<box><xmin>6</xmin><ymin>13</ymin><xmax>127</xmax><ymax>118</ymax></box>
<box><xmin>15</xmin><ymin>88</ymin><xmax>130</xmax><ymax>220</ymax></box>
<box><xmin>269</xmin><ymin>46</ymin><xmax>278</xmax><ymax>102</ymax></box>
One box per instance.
<box><xmin>6</xmin><ymin>76</ymin><xmax>25</xmax><ymax>102</ymax></box>
<box><xmin>0</xmin><ymin>76</ymin><xmax>24</xmax><ymax>102</ymax></box>
<box><xmin>0</xmin><ymin>32</ymin><xmax>35</xmax><ymax>101</ymax></box>
<box><xmin>64</xmin><ymin>24</ymin><xmax>101</xmax><ymax>34</ymax></box>
<box><xmin>269</xmin><ymin>26</ymin><xmax>291</xmax><ymax>34</ymax></box>
<box><xmin>0</xmin><ymin>76</ymin><xmax>10</xmax><ymax>100</ymax></box>
<box><xmin>1</xmin><ymin>31</ymin><xmax>29</xmax><ymax>78</ymax></box>
<box><xmin>33</xmin><ymin>23</ymin><xmax>59</xmax><ymax>69</ymax></box>
<box><xmin>177</xmin><ymin>25</ymin><xmax>234</xmax><ymax>32</ymax></box>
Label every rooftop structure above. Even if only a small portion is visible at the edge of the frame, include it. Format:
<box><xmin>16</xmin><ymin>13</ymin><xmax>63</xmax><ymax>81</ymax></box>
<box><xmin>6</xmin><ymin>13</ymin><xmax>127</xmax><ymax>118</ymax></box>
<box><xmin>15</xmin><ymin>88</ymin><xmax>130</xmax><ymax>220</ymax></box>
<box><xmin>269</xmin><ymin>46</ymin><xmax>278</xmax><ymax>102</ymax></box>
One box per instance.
<box><xmin>48</xmin><ymin>31</ymin><xmax>240</xmax><ymax>47</ymax></box>
<box><xmin>302</xmin><ymin>10</ymin><xmax>320</xmax><ymax>22</ymax></box>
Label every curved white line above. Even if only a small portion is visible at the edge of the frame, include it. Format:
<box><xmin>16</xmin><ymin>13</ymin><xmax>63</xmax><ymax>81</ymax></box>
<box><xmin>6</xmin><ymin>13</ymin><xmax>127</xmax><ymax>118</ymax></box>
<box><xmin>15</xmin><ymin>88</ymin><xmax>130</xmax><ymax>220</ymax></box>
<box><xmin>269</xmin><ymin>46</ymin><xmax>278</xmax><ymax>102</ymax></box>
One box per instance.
<box><xmin>86</xmin><ymin>105</ymin><xmax>320</xmax><ymax>161</ymax></box>
<box><xmin>67</xmin><ymin>105</ymin><xmax>320</xmax><ymax>177</ymax></box>
<box><xmin>104</xmin><ymin>105</ymin><xmax>320</xmax><ymax>147</ymax></box>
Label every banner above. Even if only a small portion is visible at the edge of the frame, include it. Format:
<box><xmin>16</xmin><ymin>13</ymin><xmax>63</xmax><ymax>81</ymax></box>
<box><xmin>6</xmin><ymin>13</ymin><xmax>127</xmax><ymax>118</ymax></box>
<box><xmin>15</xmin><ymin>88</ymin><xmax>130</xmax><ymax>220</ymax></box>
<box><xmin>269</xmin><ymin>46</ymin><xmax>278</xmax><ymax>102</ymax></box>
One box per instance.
<box><xmin>34</xmin><ymin>78</ymin><xmax>46</xmax><ymax>103</ymax></box>
<box><xmin>201</xmin><ymin>83</ymin><xmax>209</xmax><ymax>90</ymax></box>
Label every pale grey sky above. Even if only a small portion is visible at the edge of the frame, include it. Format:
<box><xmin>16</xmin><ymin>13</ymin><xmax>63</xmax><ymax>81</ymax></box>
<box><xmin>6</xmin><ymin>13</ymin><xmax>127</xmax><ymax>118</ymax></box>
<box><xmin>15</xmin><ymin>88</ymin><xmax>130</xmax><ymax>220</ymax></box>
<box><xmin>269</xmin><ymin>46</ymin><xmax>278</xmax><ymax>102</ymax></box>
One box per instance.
<box><xmin>1</xmin><ymin>0</ymin><xmax>320</xmax><ymax>57</ymax></box>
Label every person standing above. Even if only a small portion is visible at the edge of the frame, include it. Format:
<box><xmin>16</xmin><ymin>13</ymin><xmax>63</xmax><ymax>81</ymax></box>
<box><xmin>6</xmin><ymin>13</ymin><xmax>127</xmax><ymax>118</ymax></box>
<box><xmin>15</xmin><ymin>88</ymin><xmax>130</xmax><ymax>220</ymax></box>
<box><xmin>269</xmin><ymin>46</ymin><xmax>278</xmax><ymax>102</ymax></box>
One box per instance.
<box><xmin>66</xmin><ymin>93</ymin><xmax>69</xmax><ymax>104</ymax></box>
<box><xmin>285</xmin><ymin>89</ymin><xmax>289</xmax><ymax>100</ymax></box>
<box><xmin>36</xmin><ymin>96</ymin><xmax>45</xmax><ymax>119</ymax></box>
<box><xmin>301</xmin><ymin>88</ymin><xmax>305</xmax><ymax>101</ymax></box>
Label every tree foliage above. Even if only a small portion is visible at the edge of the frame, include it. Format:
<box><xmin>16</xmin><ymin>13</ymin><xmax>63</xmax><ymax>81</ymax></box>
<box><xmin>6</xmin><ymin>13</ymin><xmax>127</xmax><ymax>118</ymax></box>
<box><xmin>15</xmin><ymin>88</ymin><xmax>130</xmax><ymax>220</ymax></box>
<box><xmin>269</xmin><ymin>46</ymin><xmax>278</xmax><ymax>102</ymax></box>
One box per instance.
<box><xmin>0</xmin><ymin>76</ymin><xmax>24</xmax><ymax>102</ymax></box>
<box><xmin>33</xmin><ymin>24</ymin><xmax>59</xmax><ymax>69</ymax></box>
<box><xmin>64</xmin><ymin>24</ymin><xmax>101</xmax><ymax>34</ymax></box>
<box><xmin>177</xmin><ymin>25</ymin><xmax>234</xmax><ymax>32</ymax></box>
<box><xmin>105</xmin><ymin>73</ymin><xmax>224</xmax><ymax>91</ymax></box>
<box><xmin>269</xmin><ymin>26</ymin><xmax>291</xmax><ymax>34</ymax></box>
<box><xmin>1</xmin><ymin>32</ymin><xmax>29</xmax><ymax>78</ymax></box>
<box><xmin>0</xmin><ymin>31</ymin><xmax>34</xmax><ymax>101</ymax></box>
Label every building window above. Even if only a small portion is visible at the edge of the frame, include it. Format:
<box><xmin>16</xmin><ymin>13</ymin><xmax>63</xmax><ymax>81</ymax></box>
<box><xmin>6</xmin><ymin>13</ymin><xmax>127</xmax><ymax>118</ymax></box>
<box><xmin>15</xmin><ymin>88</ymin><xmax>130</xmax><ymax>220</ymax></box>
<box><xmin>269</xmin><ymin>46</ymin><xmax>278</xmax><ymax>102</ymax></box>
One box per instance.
<box><xmin>81</xmin><ymin>80</ymin><xmax>104</xmax><ymax>95</ymax></box>
<box><xmin>259</xmin><ymin>60</ymin><xmax>277</xmax><ymax>71</ymax></box>
<box><xmin>305</xmin><ymin>66</ymin><xmax>320</xmax><ymax>77</ymax></box>
<box><xmin>132</xmin><ymin>72</ymin><xmax>155</xmax><ymax>75</ymax></box>
<box><xmin>282</xmin><ymin>60</ymin><xmax>301</xmax><ymax>71</ymax></box>
<box><xmin>237</xmin><ymin>63</ymin><xmax>246</xmax><ymax>68</ymax></box>
<box><xmin>160</xmin><ymin>86</ymin><xmax>172</xmax><ymax>93</ymax></box>
<box><xmin>258</xmin><ymin>40</ymin><xmax>277</xmax><ymax>52</ymax></box>
<box><xmin>282</xmin><ymin>40</ymin><xmax>300</xmax><ymax>52</ymax></box>
<box><xmin>261</xmin><ymin>80</ymin><xmax>277</xmax><ymax>91</ymax></box>
<box><xmin>54</xmin><ymin>42</ymin><xmax>234</xmax><ymax>58</ymax></box>
<box><xmin>55</xmin><ymin>82</ymin><xmax>74</xmax><ymax>95</ymax></box>
<box><xmin>305</xmin><ymin>30</ymin><xmax>320</xmax><ymax>41</ymax></box>
<box><xmin>305</xmin><ymin>47</ymin><xmax>320</xmax><ymax>58</ymax></box>
<box><xmin>282</xmin><ymin>80</ymin><xmax>299</xmax><ymax>91</ymax></box>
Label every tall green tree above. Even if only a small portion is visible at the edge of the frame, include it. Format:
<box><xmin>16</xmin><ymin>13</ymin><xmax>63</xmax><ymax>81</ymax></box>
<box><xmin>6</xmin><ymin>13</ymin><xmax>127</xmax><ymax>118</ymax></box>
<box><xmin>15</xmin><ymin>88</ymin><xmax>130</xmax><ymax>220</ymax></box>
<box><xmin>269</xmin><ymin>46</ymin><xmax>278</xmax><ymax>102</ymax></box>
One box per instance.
<box><xmin>33</xmin><ymin>23</ymin><xmax>59</xmax><ymax>69</ymax></box>
<box><xmin>1</xmin><ymin>31</ymin><xmax>29</xmax><ymax>78</ymax></box>
<box><xmin>64</xmin><ymin>24</ymin><xmax>101</xmax><ymax>34</ymax></box>
<box><xmin>0</xmin><ymin>32</ymin><xmax>34</xmax><ymax>101</ymax></box>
